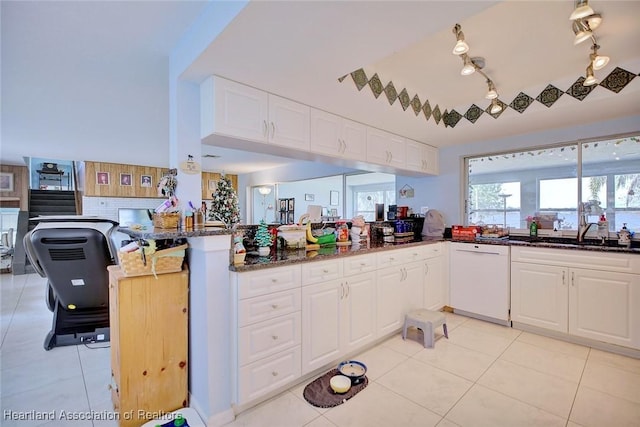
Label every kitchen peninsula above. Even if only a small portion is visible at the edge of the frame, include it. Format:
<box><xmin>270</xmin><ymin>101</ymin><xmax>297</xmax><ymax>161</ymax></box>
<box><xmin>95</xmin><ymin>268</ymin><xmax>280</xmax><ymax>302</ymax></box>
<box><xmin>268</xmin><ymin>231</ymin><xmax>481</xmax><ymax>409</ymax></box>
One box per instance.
<box><xmin>118</xmin><ymin>224</ymin><xmax>639</xmax><ymax>426</ymax></box>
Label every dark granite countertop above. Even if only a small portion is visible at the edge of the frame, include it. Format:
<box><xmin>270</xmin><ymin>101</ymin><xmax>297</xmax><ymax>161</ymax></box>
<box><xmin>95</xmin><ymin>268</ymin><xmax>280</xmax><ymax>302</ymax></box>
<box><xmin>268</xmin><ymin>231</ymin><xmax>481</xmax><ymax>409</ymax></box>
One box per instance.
<box><xmin>117</xmin><ymin>225</ymin><xmax>232</xmax><ymax>240</ymax></box>
<box><xmin>451</xmin><ymin>236</ymin><xmax>640</xmax><ymax>254</ymax></box>
<box><xmin>230</xmin><ymin>238</ymin><xmax>445</xmax><ymax>272</ymax></box>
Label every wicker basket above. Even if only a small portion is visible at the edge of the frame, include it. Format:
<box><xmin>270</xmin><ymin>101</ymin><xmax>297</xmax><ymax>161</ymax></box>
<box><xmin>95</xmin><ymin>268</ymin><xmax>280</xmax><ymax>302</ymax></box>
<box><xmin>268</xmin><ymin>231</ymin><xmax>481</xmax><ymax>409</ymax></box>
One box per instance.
<box><xmin>153</xmin><ymin>212</ymin><xmax>180</xmax><ymax>229</ymax></box>
<box><xmin>118</xmin><ymin>244</ymin><xmax>187</xmax><ymax>277</ymax></box>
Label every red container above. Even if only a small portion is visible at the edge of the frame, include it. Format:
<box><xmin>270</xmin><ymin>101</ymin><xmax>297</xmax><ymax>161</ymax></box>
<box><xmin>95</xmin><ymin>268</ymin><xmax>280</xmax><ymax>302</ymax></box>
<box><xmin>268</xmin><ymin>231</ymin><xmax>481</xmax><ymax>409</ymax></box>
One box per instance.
<box><xmin>451</xmin><ymin>225</ymin><xmax>482</xmax><ymax>241</ymax></box>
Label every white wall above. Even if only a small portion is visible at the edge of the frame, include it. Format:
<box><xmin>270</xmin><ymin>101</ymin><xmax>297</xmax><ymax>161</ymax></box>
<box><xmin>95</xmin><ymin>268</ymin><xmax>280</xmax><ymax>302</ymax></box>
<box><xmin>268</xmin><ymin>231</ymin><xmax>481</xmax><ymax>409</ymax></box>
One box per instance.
<box><xmin>395</xmin><ymin>115</ymin><xmax>640</xmax><ymax>227</ymax></box>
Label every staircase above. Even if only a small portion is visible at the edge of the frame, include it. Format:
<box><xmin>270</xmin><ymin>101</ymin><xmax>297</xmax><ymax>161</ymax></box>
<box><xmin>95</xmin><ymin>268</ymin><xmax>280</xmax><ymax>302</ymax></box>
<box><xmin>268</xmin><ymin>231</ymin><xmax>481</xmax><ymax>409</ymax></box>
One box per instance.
<box><xmin>12</xmin><ymin>190</ymin><xmax>78</xmax><ymax>275</ymax></box>
<box><xmin>29</xmin><ymin>190</ymin><xmax>77</xmax><ymax>217</ymax></box>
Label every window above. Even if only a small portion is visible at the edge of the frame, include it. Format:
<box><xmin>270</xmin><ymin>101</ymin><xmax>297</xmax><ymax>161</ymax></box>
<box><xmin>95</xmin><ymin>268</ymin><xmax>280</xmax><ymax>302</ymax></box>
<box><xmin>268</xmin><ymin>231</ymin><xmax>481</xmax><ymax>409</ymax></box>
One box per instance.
<box><xmin>465</xmin><ymin>133</ymin><xmax>640</xmax><ymax>232</ymax></box>
<box><xmin>346</xmin><ymin>173</ymin><xmax>395</xmax><ymax>221</ymax></box>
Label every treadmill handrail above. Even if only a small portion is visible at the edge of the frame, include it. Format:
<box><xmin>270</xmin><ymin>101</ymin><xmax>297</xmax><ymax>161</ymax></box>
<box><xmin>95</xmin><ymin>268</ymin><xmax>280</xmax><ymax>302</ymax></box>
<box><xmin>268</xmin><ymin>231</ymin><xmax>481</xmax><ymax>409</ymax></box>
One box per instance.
<box><xmin>23</xmin><ymin>230</ymin><xmax>46</xmax><ymax>277</ymax></box>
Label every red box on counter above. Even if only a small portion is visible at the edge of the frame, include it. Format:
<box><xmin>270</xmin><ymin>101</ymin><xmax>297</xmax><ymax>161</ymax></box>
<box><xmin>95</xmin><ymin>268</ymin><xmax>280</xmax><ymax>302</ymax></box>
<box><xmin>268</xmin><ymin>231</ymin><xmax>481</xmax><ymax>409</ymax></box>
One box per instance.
<box><xmin>451</xmin><ymin>225</ymin><xmax>482</xmax><ymax>241</ymax></box>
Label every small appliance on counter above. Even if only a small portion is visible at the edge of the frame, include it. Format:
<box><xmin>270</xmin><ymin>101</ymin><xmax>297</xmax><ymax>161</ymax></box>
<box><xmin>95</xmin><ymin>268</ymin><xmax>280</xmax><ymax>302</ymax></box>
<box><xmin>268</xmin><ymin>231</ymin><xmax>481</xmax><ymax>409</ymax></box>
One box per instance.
<box><xmin>387</xmin><ymin>205</ymin><xmax>397</xmax><ymax>220</ymax></box>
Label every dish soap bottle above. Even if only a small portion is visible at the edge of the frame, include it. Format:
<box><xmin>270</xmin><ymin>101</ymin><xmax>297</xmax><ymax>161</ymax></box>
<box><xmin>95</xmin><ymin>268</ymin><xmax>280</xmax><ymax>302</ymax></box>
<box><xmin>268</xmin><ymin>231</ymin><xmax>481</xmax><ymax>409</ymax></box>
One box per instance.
<box><xmin>529</xmin><ymin>217</ymin><xmax>538</xmax><ymax>238</ymax></box>
<box><xmin>597</xmin><ymin>213</ymin><xmax>608</xmax><ymax>240</ymax></box>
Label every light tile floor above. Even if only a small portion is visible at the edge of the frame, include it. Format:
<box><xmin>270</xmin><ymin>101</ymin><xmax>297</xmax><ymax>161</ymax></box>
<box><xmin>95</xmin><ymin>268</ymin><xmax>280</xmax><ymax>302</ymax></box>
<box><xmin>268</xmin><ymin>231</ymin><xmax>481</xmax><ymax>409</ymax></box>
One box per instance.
<box><xmin>2</xmin><ymin>273</ymin><xmax>640</xmax><ymax>427</ymax></box>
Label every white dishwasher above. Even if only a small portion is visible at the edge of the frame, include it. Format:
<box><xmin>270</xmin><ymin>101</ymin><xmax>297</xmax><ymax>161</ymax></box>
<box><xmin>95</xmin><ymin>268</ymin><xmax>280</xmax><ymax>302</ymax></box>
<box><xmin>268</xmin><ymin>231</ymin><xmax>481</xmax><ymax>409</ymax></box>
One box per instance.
<box><xmin>450</xmin><ymin>242</ymin><xmax>510</xmax><ymax>324</ymax></box>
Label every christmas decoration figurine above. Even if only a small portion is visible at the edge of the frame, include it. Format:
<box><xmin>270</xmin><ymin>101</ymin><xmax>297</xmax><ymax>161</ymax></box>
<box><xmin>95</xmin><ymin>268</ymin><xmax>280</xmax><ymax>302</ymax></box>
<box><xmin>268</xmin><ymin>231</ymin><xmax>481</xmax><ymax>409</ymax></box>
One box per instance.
<box><xmin>255</xmin><ymin>220</ymin><xmax>273</xmax><ymax>256</ymax></box>
<box><xmin>209</xmin><ymin>175</ymin><xmax>240</xmax><ymax>229</ymax></box>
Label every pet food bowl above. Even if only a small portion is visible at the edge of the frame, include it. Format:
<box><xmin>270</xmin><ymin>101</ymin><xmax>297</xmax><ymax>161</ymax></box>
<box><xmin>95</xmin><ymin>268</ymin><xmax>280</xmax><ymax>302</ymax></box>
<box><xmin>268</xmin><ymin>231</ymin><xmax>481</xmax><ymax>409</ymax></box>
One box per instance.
<box><xmin>329</xmin><ymin>375</ymin><xmax>351</xmax><ymax>394</ymax></box>
<box><xmin>337</xmin><ymin>360</ymin><xmax>367</xmax><ymax>384</ymax></box>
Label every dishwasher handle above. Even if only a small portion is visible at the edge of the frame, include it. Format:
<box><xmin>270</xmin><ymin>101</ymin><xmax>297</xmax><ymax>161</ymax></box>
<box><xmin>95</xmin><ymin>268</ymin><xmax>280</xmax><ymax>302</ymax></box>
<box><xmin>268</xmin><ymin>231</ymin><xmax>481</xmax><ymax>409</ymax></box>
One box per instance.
<box><xmin>454</xmin><ymin>248</ymin><xmax>504</xmax><ymax>256</ymax></box>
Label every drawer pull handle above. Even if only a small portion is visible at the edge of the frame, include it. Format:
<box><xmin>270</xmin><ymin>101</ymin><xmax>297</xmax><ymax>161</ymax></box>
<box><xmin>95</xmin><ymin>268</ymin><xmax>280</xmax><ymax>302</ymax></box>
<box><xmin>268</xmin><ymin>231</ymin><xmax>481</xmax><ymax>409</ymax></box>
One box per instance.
<box><xmin>360</xmin><ymin>262</ymin><xmax>366</xmax><ymax>266</ymax></box>
<box><xmin>271</xmin><ymin>304</ymin><xmax>278</xmax><ymax>309</ymax></box>
<box><xmin>272</xmin><ymin>335</ymin><xmax>278</xmax><ymax>340</ymax></box>
<box><xmin>272</xmin><ymin>371</ymin><xmax>278</xmax><ymax>377</ymax></box>
<box><xmin>323</xmin><ymin>269</ymin><xmax>329</xmax><ymax>273</ymax></box>
<box><xmin>390</xmin><ymin>257</ymin><xmax>395</xmax><ymax>261</ymax></box>
<box><xmin>271</xmin><ymin>278</ymin><xmax>278</xmax><ymax>283</ymax></box>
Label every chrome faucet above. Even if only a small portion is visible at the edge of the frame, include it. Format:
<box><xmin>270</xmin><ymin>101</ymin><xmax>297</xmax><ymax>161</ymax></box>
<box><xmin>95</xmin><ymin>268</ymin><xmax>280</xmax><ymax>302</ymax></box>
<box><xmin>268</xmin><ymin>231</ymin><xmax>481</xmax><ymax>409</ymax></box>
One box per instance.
<box><xmin>577</xmin><ymin>202</ymin><xmax>597</xmax><ymax>243</ymax></box>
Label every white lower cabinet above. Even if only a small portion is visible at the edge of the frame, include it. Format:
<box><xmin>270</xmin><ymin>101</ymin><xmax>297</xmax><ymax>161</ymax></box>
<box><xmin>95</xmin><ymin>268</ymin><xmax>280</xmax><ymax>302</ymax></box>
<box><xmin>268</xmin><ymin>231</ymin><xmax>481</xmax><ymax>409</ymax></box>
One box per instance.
<box><xmin>376</xmin><ymin>265</ymin><xmax>406</xmax><ymax>337</ymax></box>
<box><xmin>404</xmin><ymin>261</ymin><xmax>425</xmax><ymax>314</ymax></box>
<box><xmin>301</xmin><ymin>272</ymin><xmax>376</xmax><ymax>375</ymax></box>
<box><xmin>424</xmin><ymin>255</ymin><xmax>446</xmax><ymax>311</ymax></box>
<box><xmin>511</xmin><ymin>262</ymin><xmax>568</xmax><ymax>332</ymax></box>
<box><xmin>570</xmin><ymin>269</ymin><xmax>639</xmax><ymax>348</ymax></box>
<box><xmin>511</xmin><ymin>247</ymin><xmax>640</xmax><ymax>350</ymax></box>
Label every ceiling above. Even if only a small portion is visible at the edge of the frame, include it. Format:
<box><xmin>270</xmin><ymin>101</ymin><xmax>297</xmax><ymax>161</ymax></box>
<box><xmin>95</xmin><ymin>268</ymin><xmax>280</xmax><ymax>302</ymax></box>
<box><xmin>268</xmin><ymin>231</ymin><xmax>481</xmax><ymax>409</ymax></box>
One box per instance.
<box><xmin>3</xmin><ymin>1</ymin><xmax>639</xmax><ymax>174</ymax></box>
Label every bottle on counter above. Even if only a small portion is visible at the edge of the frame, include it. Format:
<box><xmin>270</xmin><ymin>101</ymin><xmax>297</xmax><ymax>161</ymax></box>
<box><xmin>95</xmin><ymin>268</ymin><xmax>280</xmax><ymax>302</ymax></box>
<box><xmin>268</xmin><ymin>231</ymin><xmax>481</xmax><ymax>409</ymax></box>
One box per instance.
<box><xmin>597</xmin><ymin>213</ymin><xmax>609</xmax><ymax>239</ymax></box>
<box><xmin>336</xmin><ymin>220</ymin><xmax>349</xmax><ymax>242</ymax></box>
<box><xmin>529</xmin><ymin>217</ymin><xmax>538</xmax><ymax>238</ymax></box>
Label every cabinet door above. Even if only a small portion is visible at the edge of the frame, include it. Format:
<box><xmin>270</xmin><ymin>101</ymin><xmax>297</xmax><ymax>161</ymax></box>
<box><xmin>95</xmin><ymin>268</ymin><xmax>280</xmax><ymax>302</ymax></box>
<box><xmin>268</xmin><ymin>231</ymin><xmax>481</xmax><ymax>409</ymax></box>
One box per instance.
<box><xmin>342</xmin><ymin>272</ymin><xmax>376</xmax><ymax>354</ymax></box>
<box><xmin>405</xmin><ymin>140</ymin><xmax>426</xmax><ymax>172</ymax></box>
<box><xmin>211</xmin><ymin>76</ymin><xmax>268</xmax><ymax>141</ymax></box>
<box><xmin>424</xmin><ymin>256</ymin><xmax>445</xmax><ymax>311</ymax></box>
<box><xmin>268</xmin><ymin>94</ymin><xmax>310</xmax><ymax>151</ymax></box>
<box><xmin>310</xmin><ymin>109</ymin><xmax>342</xmax><ymax>157</ymax></box>
<box><xmin>423</xmin><ymin>144</ymin><xmax>439</xmax><ymax>175</ymax></box>
<box><xmin>301</xmin><ymin>280</ymin><xmax>341</xmax><ymax>374</ymax></box>
<box><xmin>511</xmin><ymin>262</ymin><xmax>568</xmax><ymax>332</ymax></box>
<box><xmin>376</xmin><ymin>266</ymin><xmax>405</xmax><ymax>337</ymax></box>
<box><xmin>366</xmin><ymin>128</ymin><xmax>406</xmax><ymax>168</ymax></box>
<box><xmin>341</xmin><ymin>118</ymin><xmax>367</xmax><ymax>161</ymax></box>
<box><xmin>569</xmin><ymin>269</ymin><xmax>640</xmax><ymax>349</ymax></box>
<box><xmin>404</xmin><ymin>261</ymin><xmax>425</xmax><ymax>313</ymax></box>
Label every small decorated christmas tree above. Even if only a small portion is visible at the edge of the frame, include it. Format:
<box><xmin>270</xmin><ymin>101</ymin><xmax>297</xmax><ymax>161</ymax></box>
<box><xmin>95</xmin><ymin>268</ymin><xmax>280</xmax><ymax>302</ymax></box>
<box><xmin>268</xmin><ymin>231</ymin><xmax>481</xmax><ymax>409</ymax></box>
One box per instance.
<box><xmin>209</xmin><ymin>175</ymin><xmax>240</xmax><ymax>228</ymax></box>
<box><xmin>254</xmin><ymin>220</ymin><xmax>273</xmax><ymax>248</ymax></box>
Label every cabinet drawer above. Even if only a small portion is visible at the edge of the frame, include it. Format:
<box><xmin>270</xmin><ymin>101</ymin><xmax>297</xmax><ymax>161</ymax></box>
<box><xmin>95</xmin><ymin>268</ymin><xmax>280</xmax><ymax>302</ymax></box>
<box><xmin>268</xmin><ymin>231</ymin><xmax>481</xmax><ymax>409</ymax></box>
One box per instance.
<box><xmin>401</xmin><ymin>246</ymin><xmax>426</xmax><ymax>262</ymax></box>
<box><xmin>238</xmin><ymin>289</ymin><xmax>301</xmax><ymax>327</ymax></box>
<box><xmin>424</xmin><ymin>243</ymin><xmax>443</xmax><ymax>259</ymax></box>
<box><xmin>237</xmin><ymin>266</ymin><xmax>301</xmax><ymax>299</ymax></box>
<box><xmin>301</xmin><ymin>259</ymin><xmax>342</xmax><ymax>286</ymax></box>
<box><xmin>377</xmin><ymin>249</ymin><xmax>406</xmax><ymax>268</ymax></box>
<box><xmin>239</xmin><ymin>312</ymin><xmax>301</xmax><ymax>366</ymax></box>
<box><xmin>343</xmin><ymin>254</ymin><xmax>376</xmax><ymax>277</ymax></box>
<box><xmin>238</xmin><ymin>346</ymin><xmax>301</xmax><ymax>404</ymax></box>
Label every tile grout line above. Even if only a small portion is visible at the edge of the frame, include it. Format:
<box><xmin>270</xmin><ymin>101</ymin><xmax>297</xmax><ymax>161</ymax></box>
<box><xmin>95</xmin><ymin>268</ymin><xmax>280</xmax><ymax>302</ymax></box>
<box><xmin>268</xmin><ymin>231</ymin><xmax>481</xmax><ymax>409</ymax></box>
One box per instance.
<box><xmin>0</xmin><ymin>275</ymin><xmax>28</xmax><ymax>350</ymax></box>
<box><xmin>565</xmin><ymin>346</ymin><xmax>591</xmax><ymax>427</ymax></box>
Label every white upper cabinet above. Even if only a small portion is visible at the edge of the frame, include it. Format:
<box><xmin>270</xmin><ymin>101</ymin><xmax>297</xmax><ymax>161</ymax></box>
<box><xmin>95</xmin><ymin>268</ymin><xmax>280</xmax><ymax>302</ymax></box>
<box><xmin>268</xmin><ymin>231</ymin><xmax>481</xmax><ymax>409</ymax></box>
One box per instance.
<box><xmin>310</xmin><ymin>109</ymin><xmax>366</xmax><ymax>161</ymax></box>
<box><xmin>268</xmin><ymin>94</ymin><xmax>310</xmax><ymax>150</ymax></box>
<box><xmin>201</xmin><ymin>76</ymin><xmax>268</xmax><ymax>141</ymax></box>
<box><xmin>366</xmin><ymin>127</ymin><xmax>406</xmax><ymax>169</ymax></box>
<box><xmin>202</xmin><ymin>75</ymin><xmax>439</xmax><ymax>175</ymax></box>
<box><xmin>406</xmin><ymin>139</ymin><xmax>439</xmax><ymax>175</ymax></box>
<box><xmin>201</xmin><ymin>76</ymin><xmax>309</xmax><ymax>150</ymax></box>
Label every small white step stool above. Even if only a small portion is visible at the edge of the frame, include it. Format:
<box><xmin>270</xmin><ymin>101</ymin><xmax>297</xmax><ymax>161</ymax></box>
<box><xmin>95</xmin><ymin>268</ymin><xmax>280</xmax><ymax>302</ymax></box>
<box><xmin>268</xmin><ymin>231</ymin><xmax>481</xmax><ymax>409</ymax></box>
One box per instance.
<box><xmin>402</xmin><ymin>309</ymin><xmax>448</xmax><ymax>348</ymax></box>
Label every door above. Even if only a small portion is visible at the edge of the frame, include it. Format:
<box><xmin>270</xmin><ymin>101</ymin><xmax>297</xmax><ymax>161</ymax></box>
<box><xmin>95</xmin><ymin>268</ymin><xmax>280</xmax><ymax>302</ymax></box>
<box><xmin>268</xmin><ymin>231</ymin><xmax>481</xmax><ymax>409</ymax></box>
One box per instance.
<box><xmin>341</xmin><ymin>119</ymin><xmax>367</xmax><ymax>161</ymax></box>
<box><xmin>376</xmin><ymin>266</ymin><xmax>405</xmax><ymax>336</ymax></box>
<box><xmin>310</xmin><ymin>109</ymin><xmax>342</xmax><ymax>157</ymax></box>
<box><xmin>366</xmin><ymin>128</ymin><xmax>406</xmax><ymax>168</ymax></box>
<box><xmin>511</xmin><ymin>262</ymin><xmax>568</xmax><ymax>332</ymax></box>
<box><xmin>569</xmin><ymin>269</ymin><xmax>640</xmax><ymax>349</ymax></box>
<box><xmin>301</xmin><ymin>280</ymin><xmax>341</xmax><ymax>374</ymax></box>
<box><xmin>268</xmin><ymin>94</ymin><xmax>310</xmax><ymax>150</ymax></box>
<box><xmin>342</xmin><ymin>272</ymin><xmax>376</xmax><ymax>353</ymax></box>
<box><xmin>424</xmin><ymin>256</ymin><xmax>445</xmax><ymax>311</ymax></box>
<box><xmin>212</xmin><ymin>76</ymin><xmax>268</xmax><ymax>141</ymax></box>
<box><xmin>404</xmin><ymin>261</ymin><xmax>425</xmax><ymax>313</ymax></box>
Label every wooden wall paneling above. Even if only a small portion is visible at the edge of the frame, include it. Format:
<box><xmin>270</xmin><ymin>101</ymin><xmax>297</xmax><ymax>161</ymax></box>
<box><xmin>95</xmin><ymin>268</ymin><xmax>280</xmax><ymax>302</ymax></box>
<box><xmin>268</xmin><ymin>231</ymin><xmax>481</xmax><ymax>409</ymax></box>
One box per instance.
<box><xmin>201</xmin><ymin>172</ymin><xmax>238</xmax><ymax>200</ymax></box>
<box><xmin>0</xmin><ymin>164</ymin><xmax>29</xmax><ymax>210</ymax></box>
<box><xmin>84</xmin><ymin>162</ymin><xmax>164</xmax><ymax>198</ymax></box>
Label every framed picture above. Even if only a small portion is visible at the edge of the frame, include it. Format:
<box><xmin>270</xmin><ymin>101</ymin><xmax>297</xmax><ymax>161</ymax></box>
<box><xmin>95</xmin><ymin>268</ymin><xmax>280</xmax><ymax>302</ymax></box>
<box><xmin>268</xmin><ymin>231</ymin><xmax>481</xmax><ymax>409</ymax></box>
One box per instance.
<box><xmin>140</xmin><ymin>175</ymin><xmax>152</xmax><ymax>187</ymax></box>
<box><xmin>304</xmin><ymin>193</ymin><xmax>314</xmax><ymax>201</ymax></box>
<box><xmin>0</xmin><ymin>172</ymin><xmax>14</xmax><ymax>192</ymax></box>
<box><xmin>208</xmin><ymin>179</ymin><xmax>218</xmax><ymax>190</ymax></box>
<box><xmin>279</xmin><ymin>199</ymin><xmax>287</xmax><ymax>211</ymax></box>
<box><xmin>287</xmin><ymin>211</ymin><xmax>295</xmax><ymax>224</ymax></box>
<box><xmin>96</xmin><ymin>172</ymin><xmax>110</xmax><ymax>185</ymax></box>
<box><xmin>288</xmin><ymin>198</ymin><xmax>295</xmax><ymax>211</ymax></box>
<box><xmin>279</xmin><ymin>212</ymin><xmax>287</xmax><ymax>224</ymax></box>
<box><xmin>330</xmin><ymin>190</ymin><xmax>339</xmax><ymax>206</ymax></box>
<box><xmin>330</xmin><ymin>208</ymin><xmax>338</xmax><ymax>217</ymax></box>
<box><xmin>120</xmin><ymin>173</ymin><xmax>132</xmax><ymax>186</ymax></box>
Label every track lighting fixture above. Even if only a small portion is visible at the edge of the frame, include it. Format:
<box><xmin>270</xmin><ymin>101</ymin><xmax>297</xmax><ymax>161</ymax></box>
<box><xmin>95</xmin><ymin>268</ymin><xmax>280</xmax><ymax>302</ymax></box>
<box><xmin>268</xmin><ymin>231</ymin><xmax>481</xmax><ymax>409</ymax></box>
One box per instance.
<box><xmin>569</xmin><ymin>0</ymin><xmax>594</xmax><ymax>21</ymax></box>
<box><xmin>490</xmin><ymin>99</ymin><xmax>503</xmax><ymax>114</ymax></box>
<box><xmin>452</xmin><ymin>24</ymin><xmax>469</xmax><ymax>55</ymax></box>
<box><xmin>590</xmin><ymin>44</ymin><xmax>609</xmax><ymax>70</ymax></box>
<box><xmin>569</xmin><ymin>1</ymin><xmax>609</xmax><ymax>87</ymax></box>
<box><xmin>485</xmin><ymin>80</ymin><xmax>498</xmax><ymax>100</ymax></box>
<box><xmin>451</xmin><ymin>24</ymin><xmax>501</xmax><ymax>115</ymax></box>
<box><xmin>583</xmin><ymin>63</ymin><xmax>598</xmax><ymax>86</ymax></box>
<box><xmin>572</xmin><ymin>20</ymin><xmax>592</xmax><ymax>45</ymax></box>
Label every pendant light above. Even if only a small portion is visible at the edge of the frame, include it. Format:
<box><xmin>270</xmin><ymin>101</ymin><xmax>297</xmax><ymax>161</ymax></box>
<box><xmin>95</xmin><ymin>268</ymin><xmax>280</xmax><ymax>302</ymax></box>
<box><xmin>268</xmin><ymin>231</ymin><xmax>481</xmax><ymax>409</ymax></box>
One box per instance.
<box><xmin>583</xmin><ymin>63</ymin><xmax>598</xmax><ymax>86</ymax></box>
<box><xmin>485</xmin><ymin>80</ymin><xmax>498</xmax><ymax>99</ymax></box>
<box><xmin>460</xmin><ymin>55</ymin><xmax>476</xmax><ymax>76</ymax></box>
<box><xmin>590</xmin><ymin>44</ymin><xmax>609</xmax><ymax>70</ymax></box>
<box><xmin>569</xmin><ymin>0</ymin><xmax>594</xmax><ymax>21</ymax></box>
<box><xmin>452</xmin><ymin>24</ymin><xmax>469</xmax><ymax>55</ymax></box>
<box><xmin>490</xmin><ymin>99</ymin><xmax>503</xmax><ymax>114</ymax></box>
<box><xmin>572</xmin><ymin>21</ymin><xmax>592</xmax><ymax>45</ymax></box>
